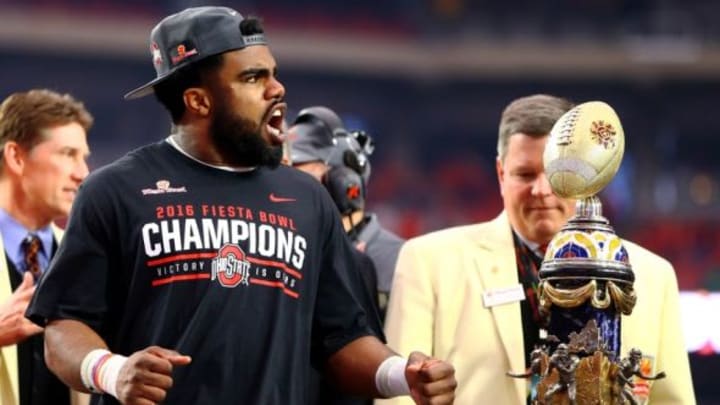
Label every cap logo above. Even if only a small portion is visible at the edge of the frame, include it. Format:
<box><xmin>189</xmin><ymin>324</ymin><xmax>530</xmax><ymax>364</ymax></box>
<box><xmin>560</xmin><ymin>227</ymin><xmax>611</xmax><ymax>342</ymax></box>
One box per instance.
<box><xmin>151</xmin><ymin>42</ymin><xmax>163</xmax><ymax>67</ymax></box>
<box><xmin>171</xmin><ymin>43</ymin><xmax>198</xmax><ymax>65</ymax></box>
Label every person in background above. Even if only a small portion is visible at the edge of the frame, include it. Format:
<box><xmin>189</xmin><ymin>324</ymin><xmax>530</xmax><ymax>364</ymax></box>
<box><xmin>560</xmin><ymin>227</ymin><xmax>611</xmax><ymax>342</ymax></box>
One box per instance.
<box><xmin>378</xmin><ymin>94</ymin><xmax>695</xmax><ymax>405</ymax></box>
<box><xmin>289</xmin><ymin>106</ymin><xmax>404</xmax><ymax>318</ymax></box>
<box><xmin>26</xmin><ymin>7</ymin><xmax>455</xmax><ymax>405</ymax></box>
<box><xmin>286</xmin><ymin>108</ymin><xmax>384</xmax><ymax>405</ymax></box>
<box><xmin>0</xmin><ymin>89</ymin><xmax>92</xmax><ymax>405</ymax></box>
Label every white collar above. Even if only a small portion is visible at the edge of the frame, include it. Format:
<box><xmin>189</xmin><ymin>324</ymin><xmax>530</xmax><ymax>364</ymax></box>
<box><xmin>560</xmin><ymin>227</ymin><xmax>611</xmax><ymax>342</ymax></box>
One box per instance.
<box><xmin>513</xmin><ymin>229</ymin><xmax>546</xmax><ymax>258</ymax></box>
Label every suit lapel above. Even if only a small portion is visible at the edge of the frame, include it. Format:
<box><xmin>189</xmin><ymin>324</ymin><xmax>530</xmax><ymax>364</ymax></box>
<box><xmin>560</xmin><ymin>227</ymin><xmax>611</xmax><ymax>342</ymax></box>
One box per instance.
<box><xmin>472</xmin><ymin>212</ymin><xmax>526</xmax><ymax>402</ymax></box>
<box><xmin>0</xmin><ymin>224</ymin><xmax>62</xmax><ymax>405</ymax></box>
<box><xmin>0</xmin><ymin>232</ymin><xmax>19</xmax><ymax>405</ymax></box>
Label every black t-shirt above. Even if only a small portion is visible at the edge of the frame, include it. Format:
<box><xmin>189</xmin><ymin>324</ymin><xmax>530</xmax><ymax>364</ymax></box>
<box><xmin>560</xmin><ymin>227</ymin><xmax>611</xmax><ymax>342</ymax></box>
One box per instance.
<box><xmin>27</xmin><ymin>140</ymin><xmax>375</xmax><ymax>405</ymax></box>
<box><xmin>348</xmin><ymin>250</ymin><xmax>382</xmax><ymax>338</ymax></box>
<box><xmin>310</xmin><ymin>249</ymin><xmax>384</xmax><ymax>405</ymax></box>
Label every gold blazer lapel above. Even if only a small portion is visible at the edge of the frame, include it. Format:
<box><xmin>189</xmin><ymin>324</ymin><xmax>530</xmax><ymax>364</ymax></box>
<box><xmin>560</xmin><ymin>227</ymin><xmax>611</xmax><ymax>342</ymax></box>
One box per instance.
<box><xmin>0</xmin><ymin>233</ymin><xmax>19</xmax><ymax>405</ymax></box>
<box><xmin>473</xmin><ymin>213</ymin><xmax>527</xmax><ymax>402</ymax></box>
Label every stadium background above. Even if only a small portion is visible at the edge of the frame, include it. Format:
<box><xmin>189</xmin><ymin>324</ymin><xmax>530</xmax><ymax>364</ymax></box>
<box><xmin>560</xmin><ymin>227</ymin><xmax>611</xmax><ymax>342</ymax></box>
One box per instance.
<box><xmin>0</xmin><ymin>0</ymin><xmax>718</xmax><ymax>402</ymax></box>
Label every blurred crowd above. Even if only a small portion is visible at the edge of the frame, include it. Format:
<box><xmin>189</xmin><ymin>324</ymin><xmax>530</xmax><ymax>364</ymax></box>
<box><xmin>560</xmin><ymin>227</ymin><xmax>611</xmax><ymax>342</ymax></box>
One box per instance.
<box><xmin>5</xmin><ymin>0</ymin><xmax>720</xmax><ymax>43</ymax></box>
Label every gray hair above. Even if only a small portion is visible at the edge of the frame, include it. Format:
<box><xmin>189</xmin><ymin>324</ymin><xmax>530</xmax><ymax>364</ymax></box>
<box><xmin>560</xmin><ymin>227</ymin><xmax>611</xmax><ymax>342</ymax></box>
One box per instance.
<box><xmin>497</xmin><ymin>94</ymin><xmax>574</xmax><ymax>162</ymax></box>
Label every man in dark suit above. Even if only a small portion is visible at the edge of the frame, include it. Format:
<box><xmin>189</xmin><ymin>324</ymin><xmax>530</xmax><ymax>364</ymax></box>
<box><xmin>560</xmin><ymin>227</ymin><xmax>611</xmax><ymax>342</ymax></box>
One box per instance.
<box><xmin>0</xmin><ymin>89</ymin><xmax>92</xmax><ymax>405</ymax></box>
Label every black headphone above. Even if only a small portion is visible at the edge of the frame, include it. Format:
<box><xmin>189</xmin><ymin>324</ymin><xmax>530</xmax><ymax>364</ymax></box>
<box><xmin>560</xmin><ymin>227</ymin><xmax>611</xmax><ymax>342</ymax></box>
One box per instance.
<box><xmin>293</xmin><ymin>106</ymin><xmax>373</xmax><ymax>214</ymax></box>
<box><xmin>323</xmin><ymin>165</ymin><xmax>365</xmax><ymax>215</ymax></box>
<box><xmin>321</xmin><ymin>133</ymin><xmax>371</xmax><ymax>214</ymax></box>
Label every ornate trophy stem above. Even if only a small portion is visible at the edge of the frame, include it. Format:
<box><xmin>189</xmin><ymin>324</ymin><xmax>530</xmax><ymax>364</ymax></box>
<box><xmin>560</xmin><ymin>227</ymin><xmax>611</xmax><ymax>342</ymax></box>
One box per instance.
<box><xmin>538</xmin><ymin>196</ymin><xmax>636</xmax><ymax>360</ymax></box>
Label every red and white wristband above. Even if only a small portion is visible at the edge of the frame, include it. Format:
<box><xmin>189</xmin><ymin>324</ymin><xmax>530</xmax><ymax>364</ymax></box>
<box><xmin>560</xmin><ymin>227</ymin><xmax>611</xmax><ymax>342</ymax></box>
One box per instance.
<box><xmin>80</xmin><ymin>349</ymin><xmax>128</xmax><ymax>398</ymax></box>
<box><xmin>375</xmin><ymin>356</ymin><xmax>410</xmax><ymax>397</ymax></box>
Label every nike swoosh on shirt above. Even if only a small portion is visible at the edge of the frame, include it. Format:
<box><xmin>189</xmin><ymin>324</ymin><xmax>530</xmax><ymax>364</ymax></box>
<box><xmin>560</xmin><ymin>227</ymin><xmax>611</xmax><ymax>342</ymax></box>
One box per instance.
<box><xmin>269</xmin><ymin>193</ymin><xmax>296</xmax><ymax>203</ymax></box>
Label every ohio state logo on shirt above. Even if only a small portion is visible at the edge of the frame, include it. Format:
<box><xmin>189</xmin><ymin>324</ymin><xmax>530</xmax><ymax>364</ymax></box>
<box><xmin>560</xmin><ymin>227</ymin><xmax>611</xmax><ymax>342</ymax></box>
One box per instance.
<box><xmin>210</xmin><ymin>243</ymin><xmax>251</xmax><ymax>288</ymax></box>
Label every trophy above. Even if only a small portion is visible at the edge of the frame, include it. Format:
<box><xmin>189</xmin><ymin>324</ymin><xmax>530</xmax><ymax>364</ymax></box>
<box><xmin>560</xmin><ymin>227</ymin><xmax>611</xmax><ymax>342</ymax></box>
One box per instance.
<box><xmin>507</xmin><ymin>101</ymin><xmax>665</xmax><ymax>404</ymax></box>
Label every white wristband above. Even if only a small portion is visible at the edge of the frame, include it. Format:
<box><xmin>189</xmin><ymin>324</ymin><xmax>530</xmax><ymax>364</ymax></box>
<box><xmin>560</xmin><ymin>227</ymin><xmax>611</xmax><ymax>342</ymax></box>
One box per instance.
<box><xmin>375</xmin><ymin>355</ymin><xmax>410</xmax><ymax>397</ymax></box>
<box><xmin>100</xmin><ymin>354</ymin><xmax>127</xmax><ymax>398</ymax></box>
<box><xmin>80</xmin><ymin>349</ymin><xmax>110</xmax><ymax>393</ymax></box>
<box><xmin>79</xmin><ymin>348</ymin><xmax>128</xmax><ymax>399</ymax></box>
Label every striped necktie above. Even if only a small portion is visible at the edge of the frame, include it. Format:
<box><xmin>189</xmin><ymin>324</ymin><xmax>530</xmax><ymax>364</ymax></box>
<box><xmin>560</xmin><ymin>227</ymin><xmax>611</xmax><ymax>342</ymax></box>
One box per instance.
<box><xmin>22</xmin><ymin>234</ymin><xmax>42</xmax><ymax>280</ymax></box>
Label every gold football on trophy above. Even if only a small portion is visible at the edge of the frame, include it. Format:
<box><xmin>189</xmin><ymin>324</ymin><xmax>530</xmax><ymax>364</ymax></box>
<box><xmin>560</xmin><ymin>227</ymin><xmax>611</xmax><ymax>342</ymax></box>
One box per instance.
<box><xmin>543</xmin><ymin>101</ymin><xmax>625</xmax><ymax>199</ymax></box>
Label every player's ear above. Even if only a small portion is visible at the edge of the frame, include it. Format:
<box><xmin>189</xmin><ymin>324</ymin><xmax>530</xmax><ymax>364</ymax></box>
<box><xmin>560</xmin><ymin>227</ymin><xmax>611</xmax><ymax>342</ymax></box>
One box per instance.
<box><xmin>183</xmin><ymin>87</ymin><xmax>211</xmax><ymax>117</ymax></box>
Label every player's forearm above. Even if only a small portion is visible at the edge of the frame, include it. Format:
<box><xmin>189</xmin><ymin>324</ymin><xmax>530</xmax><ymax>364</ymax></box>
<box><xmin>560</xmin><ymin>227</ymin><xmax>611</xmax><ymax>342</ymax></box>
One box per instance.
<box><xmin>44</xmin><ymin>318</ymin><xmax>109</xmax><ymax>392</ymax></box>
<box><xmin>325</xmin><ymin>335</ymin><xmax>396</xmax><ymax>397</ymax></box>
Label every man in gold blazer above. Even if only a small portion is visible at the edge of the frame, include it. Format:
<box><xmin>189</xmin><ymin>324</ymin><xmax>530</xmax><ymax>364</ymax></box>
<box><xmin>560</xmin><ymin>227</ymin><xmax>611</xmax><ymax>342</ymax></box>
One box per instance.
<box><xmin>0</xmin><ymin>89</ymin><xmax>92</xmax><ymax>405</ymax></box>
<box><xmin>378</xmin><ymin>95</ymin><xmax>695</xmax><ymax>405</ymax></box>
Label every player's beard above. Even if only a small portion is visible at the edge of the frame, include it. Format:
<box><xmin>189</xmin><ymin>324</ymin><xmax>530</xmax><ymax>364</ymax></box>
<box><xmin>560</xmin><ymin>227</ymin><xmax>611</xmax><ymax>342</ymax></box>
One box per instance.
<box><xmin>210</xmin><ymin>103</ymin><xmax>282</xmax><ymax>168</ymax></box>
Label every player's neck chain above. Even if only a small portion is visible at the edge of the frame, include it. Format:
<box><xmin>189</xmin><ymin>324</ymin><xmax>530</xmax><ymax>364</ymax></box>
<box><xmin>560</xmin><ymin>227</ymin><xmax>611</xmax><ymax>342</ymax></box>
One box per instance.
<box><xmin>165</xmin><ymin>136</ymin><xmax>257</xmax><ymax>173</ymax></box>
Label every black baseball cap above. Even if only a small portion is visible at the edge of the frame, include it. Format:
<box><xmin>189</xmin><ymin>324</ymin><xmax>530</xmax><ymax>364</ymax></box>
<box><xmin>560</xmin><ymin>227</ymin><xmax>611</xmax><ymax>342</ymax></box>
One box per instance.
<box><xmin>289</xmin><ymin>106</ymin><xmax>345</xmax><ymax>164</ymax></box>
<box><xmin>124</xmin><ymin>6</ymin><xmax>266</xmax><ymax>100</ymax></box>
<box><xmin>289</xmin><ymin>106</ymin><xmax>372</xmax><ymax>182</ymax></box>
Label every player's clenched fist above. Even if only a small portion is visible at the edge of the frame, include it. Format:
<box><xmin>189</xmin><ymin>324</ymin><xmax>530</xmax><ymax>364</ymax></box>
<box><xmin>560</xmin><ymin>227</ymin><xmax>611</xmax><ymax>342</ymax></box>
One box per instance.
<box><xmin>116</xmin><ymin>346</ymin><xmax>191</xmax><ymax>405</ymax></box>
<box><xmin>405</xmin><ymin>351</ymin><xmax>456</xmax><ymax>404</ymax></box>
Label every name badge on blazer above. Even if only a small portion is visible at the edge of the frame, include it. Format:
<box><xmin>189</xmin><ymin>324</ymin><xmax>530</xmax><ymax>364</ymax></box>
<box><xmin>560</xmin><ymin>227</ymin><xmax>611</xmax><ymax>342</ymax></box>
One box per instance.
<box><xmin>482</xmin><ymin>284</ymin><xmax>525</xmax><ymax>308</ymax></box>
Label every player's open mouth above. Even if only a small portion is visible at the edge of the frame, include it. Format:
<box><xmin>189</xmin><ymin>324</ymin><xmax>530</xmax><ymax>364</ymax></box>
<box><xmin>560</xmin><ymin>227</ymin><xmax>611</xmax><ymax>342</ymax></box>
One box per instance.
<box><xmin>266</xmin><ymin>104</ymin><xmax>286</xmax><ymax>144</ymax></box>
